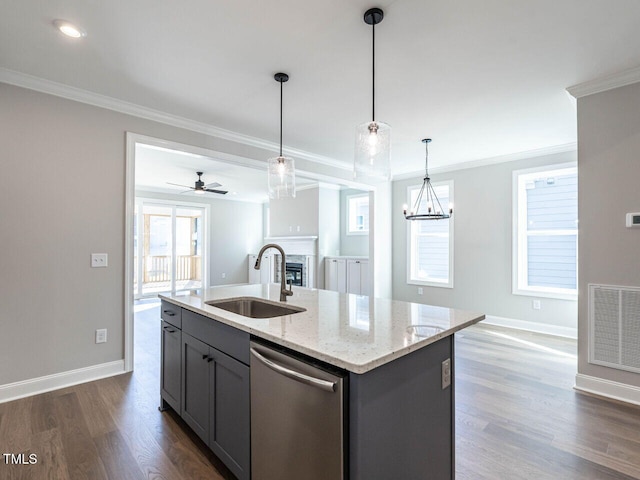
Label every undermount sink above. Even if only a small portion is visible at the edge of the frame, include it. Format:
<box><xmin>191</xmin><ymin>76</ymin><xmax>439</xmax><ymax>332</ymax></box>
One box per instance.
<box><xmin>205</xmin><ymin>297</ymin><xmax>306</xmax><ymax>319</ymax></box>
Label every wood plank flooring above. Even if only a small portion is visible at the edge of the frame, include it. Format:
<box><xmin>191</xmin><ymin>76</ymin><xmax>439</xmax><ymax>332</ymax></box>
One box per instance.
<box><xmin>1</xmin><ymin>301</ymin><xmax>639</xmax><ymax>479</ymax></box>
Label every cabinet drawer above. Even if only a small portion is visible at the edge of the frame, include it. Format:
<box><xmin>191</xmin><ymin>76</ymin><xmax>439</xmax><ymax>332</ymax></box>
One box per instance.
<box><xmin>182</xmin><ymin>309</ymin><xmax>250</xmax><ymax>365</ymax></box>
<box><xmin>161</xmin><ymin>300</ymin><xmax>182</xmax><ymax>329</ymax></box>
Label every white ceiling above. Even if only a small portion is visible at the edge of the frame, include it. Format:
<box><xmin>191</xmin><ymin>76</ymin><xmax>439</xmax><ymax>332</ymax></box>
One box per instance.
<box><xmin>3</xmin><ymin>0</ymin><xmax>640</xmax><ymax>175</ymax></box>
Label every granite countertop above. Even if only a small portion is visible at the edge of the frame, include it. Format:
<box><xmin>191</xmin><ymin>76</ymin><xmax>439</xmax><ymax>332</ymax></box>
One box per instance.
<box><xmin>160</xmin><ymin>284</ymin><xmax>484</xmax><ymax>374</ymax></box>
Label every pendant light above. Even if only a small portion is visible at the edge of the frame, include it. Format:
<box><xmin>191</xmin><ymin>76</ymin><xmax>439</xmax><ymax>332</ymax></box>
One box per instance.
<box><xmin>354</xmin><ymin>7</ymin><xmax>391</xmax><ymax>182</ymax></box>
<box><xmin>403</xmin><ymin>139</ymin><xmax>453</xmax><ymax>220</ymax></box>
<box><xmin>268</xmin><ymin>72</ymin><xmax>296</xmax><ymax>199</ymax></box>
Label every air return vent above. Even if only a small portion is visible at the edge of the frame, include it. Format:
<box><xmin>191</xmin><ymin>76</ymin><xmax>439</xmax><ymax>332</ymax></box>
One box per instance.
<box><xmin>589</xmin><ymin>284</ymin><xmax>640</xmax><ymax>373</ymax></box>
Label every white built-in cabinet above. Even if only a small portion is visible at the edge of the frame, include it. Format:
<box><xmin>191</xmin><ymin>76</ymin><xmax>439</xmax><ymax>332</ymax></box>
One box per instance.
<box><xmin>325</xmin><ymin>257</ymin><xmax>370</xmax><ymax>295</ymax></box>
<box><xmin>248</xmin><ymin>254</ymin><xmax>273</xmax><ymax>284</ymax></box>
<box><xmin>325</xmin><ymin>258</ymin><xmax>347</xmax><ymax>293</ymax></box>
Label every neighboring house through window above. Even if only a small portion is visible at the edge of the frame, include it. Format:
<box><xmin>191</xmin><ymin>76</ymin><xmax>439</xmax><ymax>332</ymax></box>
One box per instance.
<box><xmin>347</xmin><ymin>193</ymin><xmax>370</xmax><ymax>234</ymax></box>
<box><xmin>407</xmin><ymin>181</ymin><xmax>454</xmax><ymax>288</ymax></box>
<box><xmin>513</xmin><ymin>163</ymin><xmax>578</xmax><ymax>299</ymax></box>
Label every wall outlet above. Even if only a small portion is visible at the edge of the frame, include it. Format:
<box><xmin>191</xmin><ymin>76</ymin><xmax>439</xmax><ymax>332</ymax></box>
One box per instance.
<box><xmin>441</xmin><ymin>358</ymin><xmax>451</xmax><ymax>389</ymax></box>
<box><xmin>91</xmin><ymin>253</ymin><xmax>108</xmax><ymax>268</ymax></box>
<box><xmin>221</xmin><ymin>273</ymin><xmax>226</xmax><ymax>279</ymax></box>
<box><xmin>418</xmin><ymin>287</ymin><xmax>424</xmax><ymax>295</ymax></box>
<box><xmin>532</xmin><ymin>299</ymin><xmax>541</xmax><ymax>310</ymax></box>
<box><xmin>96</xmin><ymin>329</ymin><xmax>107</xmax><ymax>344</ymax></box>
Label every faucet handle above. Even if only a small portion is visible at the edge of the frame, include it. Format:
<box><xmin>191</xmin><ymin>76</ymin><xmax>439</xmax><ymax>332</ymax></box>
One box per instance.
<box><xmin>286</xmin><ymin>280</ymin><xmax>294</xmax><ymax>295</ymax></box>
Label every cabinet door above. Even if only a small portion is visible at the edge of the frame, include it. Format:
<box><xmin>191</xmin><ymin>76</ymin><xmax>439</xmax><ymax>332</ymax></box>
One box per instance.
<box><xmin>347</xmin><ymin>259</ymin><xmax>362</xmax><ymax>294</ymax></box>
<box><xmin>359</xmin><ymin>260</ymin><xmax>370</xmax><ymax>296</ymax></box>
<box><xmin>325</xmin><ymin>259</ymin><xmax>337</xmax><ymax>291</ymax></box>
<box><xmin>336</xmin><ymin>259</ymin><xmax>347</xmax><ymax>293</ymax></box>
<box><xmin>181</xmin><ymin>333</ymin><xmax>210</xmax><ymax>444</ymax></box>
<box><xmin>209</xmin><ymin>348</ymin><xmax>251</xmax><ymax>480</ymax></box>
<box><xmin>161</xmin><ymin>321</ymin><xmax>181</xmax><ymax>412</ymax></box>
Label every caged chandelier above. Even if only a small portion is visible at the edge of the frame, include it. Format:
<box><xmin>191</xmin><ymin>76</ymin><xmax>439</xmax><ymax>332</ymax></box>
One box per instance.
<box><xmin>268</xmin><ymin>73</ymin><xmax>296</xmax><ymax>199</ymax></box>
<box><xmin>403</xmin><ymin>139</ymin><xmax>453</xmax><ymax>220</ymax></box>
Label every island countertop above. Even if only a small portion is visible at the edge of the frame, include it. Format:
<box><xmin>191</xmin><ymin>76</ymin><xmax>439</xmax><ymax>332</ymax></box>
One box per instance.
<box><xmin>160</xmin><ymin>284</ymin><xmax>484</xmax><ymax>374</ymax></box>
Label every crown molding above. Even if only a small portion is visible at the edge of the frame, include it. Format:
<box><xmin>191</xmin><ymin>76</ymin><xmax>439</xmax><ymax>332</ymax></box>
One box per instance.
<box><xmin>0</xmin><ymin>68</ymin><xmax>352</xmax><ymax>172</ymax></box>
<box><xmin>567</xmin><ymin>65</ymin><xmax>640</xmax><ymax>99</ymax></box>
<box><xmin>392</xmin><ymin>142</ymin><xmax>577</xmax><ymax>181</ymax></box>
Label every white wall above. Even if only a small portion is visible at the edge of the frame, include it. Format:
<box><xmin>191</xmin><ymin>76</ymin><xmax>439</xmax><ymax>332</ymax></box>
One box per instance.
<box><xmin>317</xmin><ymin>187</ymin><xmax>340</xmax><ymax>288</ymax></box>
<box><xmin>576</xmin><ymin>81</ymin><xmax>640</xmax><ymax>389</ymax></box>
<box><xmin>135</xmin><ymin>190</ymin><xmax>264</xmax><ymax>286</ymax></box>
<box><xmin>392</xmin><ymin>151</ymin><xmax>578</xmax><ymax>331</ymax></box>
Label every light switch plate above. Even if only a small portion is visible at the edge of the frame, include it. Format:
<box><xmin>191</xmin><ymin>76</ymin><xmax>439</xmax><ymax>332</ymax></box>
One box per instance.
<box><xmin>96</xmin><ymin>329</ymin><xmax>107</xmax><ymax>344</ymax></box>
<box><xmin>91</xmin><ymin>253</ymin><xmax>108</xmax><ymax>268</ymax></box>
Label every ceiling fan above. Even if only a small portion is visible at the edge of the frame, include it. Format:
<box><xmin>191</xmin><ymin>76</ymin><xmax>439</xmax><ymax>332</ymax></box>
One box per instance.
<box><xmin>167</xmin><ymin>171</ymin><xmax>228</xmax><ymax>195</ymax></box>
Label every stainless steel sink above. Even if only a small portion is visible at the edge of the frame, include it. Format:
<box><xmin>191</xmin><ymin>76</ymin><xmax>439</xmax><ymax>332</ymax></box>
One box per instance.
<box><xmin>205</xmin><ymin>297</ymin><xmax>306</xmax><ymax>319</ymax></box>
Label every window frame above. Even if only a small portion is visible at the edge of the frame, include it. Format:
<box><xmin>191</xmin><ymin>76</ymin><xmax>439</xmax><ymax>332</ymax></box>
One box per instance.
<box><xmin>346</xmin><ymin>193</ymin><xmax>370</xmax><ymax>235</ymax></box>
<box><xmin>512</xmin><ymin>162</ymin><xmax>578</xmax><ymax>300</ymax></box>
<box><xmin>406</xmin><ymin>180</ymin><xmax>454</xmax><ymax>289</ymax></box>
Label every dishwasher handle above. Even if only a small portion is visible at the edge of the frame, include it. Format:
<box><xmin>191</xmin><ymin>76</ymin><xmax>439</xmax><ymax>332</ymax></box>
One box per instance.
<box><xmin>250</xmin><ymin>347</ymin><xmax>337</xmax><ymax>393</ymax></box>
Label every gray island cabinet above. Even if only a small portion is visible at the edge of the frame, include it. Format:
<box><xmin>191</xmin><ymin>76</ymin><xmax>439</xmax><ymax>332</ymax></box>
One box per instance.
<box><xmin>159</xmin><ymin>284</ymin><xmax>484</xmax><ymax>480</ymax></box>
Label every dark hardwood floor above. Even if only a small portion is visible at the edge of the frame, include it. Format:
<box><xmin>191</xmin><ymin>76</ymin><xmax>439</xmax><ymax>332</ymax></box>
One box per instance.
<box><xmin>1</xmin><ymin>300</ymin><xmax>639</xmax><ymax>479</ymax></box>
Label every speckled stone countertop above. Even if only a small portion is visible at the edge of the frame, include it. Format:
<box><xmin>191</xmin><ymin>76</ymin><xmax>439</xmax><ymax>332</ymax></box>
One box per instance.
<box><xmin>160</xmin><ymin>284</ymin><xmax>484</xmax><ymax>374</ymax></box>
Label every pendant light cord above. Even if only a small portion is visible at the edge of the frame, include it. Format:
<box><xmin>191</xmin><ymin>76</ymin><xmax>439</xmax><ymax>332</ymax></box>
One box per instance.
<box><xmin>279</xmin><ymin>80</ymin><xmax>283</xmax><ymax>157</ymax></box>
<box><xmin>372</xmin><ymin>22</ymin><xmax>375</xmax><ymax>122</ymax></box>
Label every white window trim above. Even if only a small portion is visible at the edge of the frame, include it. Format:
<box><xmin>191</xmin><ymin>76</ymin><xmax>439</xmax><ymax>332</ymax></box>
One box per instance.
<box><xmin>406</xmin><ymin>180</ymin><xmax>454</xmax><ymax>289</ymax></box>
<box><xmin>346</xmin><ymin>193</ymin><xmax>370</xmax><ymax>235</ymax></box>
<box><xmin>512</xmin><ymin>162</ymin><xmax>577</xmax><ymax>300</ymax></box>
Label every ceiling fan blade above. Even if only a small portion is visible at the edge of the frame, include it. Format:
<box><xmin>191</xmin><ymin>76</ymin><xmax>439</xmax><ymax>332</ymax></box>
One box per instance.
<box><xmin>166</xmin><ymin>182</ymin><xmax>194</xmax><ymax>189</ymax></box>
<box><xmin>204</xmin><ymin>182</ymin><xmax>222</xmax><ymax>188</ymax></box>
<box><xmin>204</xmin><ymin>188</ymin><xmax>228</xmax><ymax>195</ymax></box>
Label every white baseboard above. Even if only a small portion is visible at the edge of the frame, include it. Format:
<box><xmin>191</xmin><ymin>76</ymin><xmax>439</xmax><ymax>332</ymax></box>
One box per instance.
<box><xmin>483</xmin><ymin>315</ymin><xmax>577</xmax><ymax>339</ymax></box>
<box><xmin>0</xmin><ymin>360</ymin><xmax>126</xmax><ymax>404</ymax></box>
<box><xmin>575</xmin><ymin>373</ymin><xmax>640</xmax><ymax>406</ymax></box>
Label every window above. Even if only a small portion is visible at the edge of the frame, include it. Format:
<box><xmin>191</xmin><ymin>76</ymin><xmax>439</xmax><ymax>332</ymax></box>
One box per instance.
<box><xmin>407</xmin><ymin>181</ymin><xmax>453</xmax><ymax>288</ymax></box>
<box><xmin>347</xmin><ymin>194</ymin><xmax>369</xmax><ymax>234</ymax></box>
<box><xmin>513</xmin><ymin>164</ymin><xmax>577</xmax><ymax>299</ymax></box>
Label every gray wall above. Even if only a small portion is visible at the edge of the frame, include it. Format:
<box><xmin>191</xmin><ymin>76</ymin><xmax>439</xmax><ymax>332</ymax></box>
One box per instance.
<box><xmin>0</xmin><ymin>82</ymin><xmax>355</xmax><ymax>387</ymax></box>
<box><xmin>392</xmin><ymin>151</ymin><xmax>578</xmax><ymax>329</ymax></box>
<box><xmin>577</xmin><ymin>81</ymin><xmax>640</xmax><ymax>387</ymax></box>
<box><xmin>340</xmin><ymin>188</ymin><xmax>369</xmax><ymax>257</ymax></box>
<box><xmin>135</xmin><ymin>190</ymin><xmax>264</xmax><ymax>286</ymax></box>
<box><xmin>268</xmin><ymin>186</ymin><xmax>320</xmax><ymax>236</ymax></box>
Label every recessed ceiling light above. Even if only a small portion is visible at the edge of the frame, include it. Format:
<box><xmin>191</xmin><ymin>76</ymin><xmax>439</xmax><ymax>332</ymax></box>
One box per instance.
<box><xmin>53</xmin><ymin>19</ymin><xmax>86</xmax><ymax>38</ymax></box>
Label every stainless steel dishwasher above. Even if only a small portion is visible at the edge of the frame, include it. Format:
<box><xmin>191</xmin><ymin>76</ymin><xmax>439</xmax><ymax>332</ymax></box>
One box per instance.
<box><xmin>250</xmin><ymin>341</ymin><xmax>346</xmax><ymax>480</ymax></box>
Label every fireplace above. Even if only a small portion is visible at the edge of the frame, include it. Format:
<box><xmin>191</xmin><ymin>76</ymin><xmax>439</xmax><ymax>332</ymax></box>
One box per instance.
<box><xmin>285</xmin><ymin>262</ymin><xmax>304</xmax><ymax>286</ymax></box>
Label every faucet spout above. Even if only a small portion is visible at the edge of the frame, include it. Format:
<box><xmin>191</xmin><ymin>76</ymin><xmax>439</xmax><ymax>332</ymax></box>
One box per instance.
<box><xmin>255</xmin><ymin>243</ymin><xmax>294</xmax><ymax>302</ymax></box>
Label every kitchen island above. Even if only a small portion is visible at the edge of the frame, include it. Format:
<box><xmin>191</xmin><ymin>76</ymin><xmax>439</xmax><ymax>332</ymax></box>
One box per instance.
<box><xmin>159</xmin><ymin>283</ymin><xmax>484</xmax><ymax>480</ymax></box>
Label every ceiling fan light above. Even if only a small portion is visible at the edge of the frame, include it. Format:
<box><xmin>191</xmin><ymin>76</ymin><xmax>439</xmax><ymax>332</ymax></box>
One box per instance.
<box><xmin>268</xmin><ymin>156</ymin><xmax>295</xmax><ymax>199</ymax></box>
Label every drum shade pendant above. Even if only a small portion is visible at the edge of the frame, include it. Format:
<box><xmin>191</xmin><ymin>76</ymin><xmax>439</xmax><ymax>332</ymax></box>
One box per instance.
<box><xmin>354</xmin><ymin>7</ymin><xmax>391</xmax><ymax>183</ymax></box>
<box><xmin>403</xmin><ymin>139</ymin><xmax>453</xmax><ymax>220</ymax></box>
<box><xmin>268</xmin><ymin>73</ymin><xmax>296</xmax><ymax>199</ymax></box>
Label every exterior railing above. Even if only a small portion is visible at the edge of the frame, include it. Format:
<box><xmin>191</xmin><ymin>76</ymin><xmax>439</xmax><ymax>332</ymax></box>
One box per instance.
<box><xmin>143</xmin><ymin>255</ymin><xmax>201</xmax><ymax>283</ymax></box>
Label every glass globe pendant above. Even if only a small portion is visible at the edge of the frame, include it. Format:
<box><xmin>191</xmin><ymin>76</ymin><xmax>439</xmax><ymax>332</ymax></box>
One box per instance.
<box><xmin>268</xmin><ymin>72</ymin><xmax>296</xmax><ymax>199</ymax></box>
<box><xmin>354</xmin><ymin>8</ymin><xmax>391</xmax><ymax>183</ymax></box>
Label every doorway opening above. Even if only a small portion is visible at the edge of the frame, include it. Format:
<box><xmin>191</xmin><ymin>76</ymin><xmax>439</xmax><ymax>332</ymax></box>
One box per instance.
<box><xmin>134</xmin><ymin>200</ymin><xmax>207</xmax><ymax>298</ymax></box>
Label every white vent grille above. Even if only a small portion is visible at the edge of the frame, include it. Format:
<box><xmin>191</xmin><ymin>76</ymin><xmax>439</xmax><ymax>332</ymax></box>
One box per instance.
<box><xmin>589</xmin><ymin>284</ymin><xmax>640</xmax><ymax>373</ymax></box>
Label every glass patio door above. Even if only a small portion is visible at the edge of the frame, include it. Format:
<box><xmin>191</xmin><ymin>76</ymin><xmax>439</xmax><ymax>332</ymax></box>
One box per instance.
<box><xmin>134</xmin><ymin>200</ymin><xmax>205</xmax><ymax>298</ymax></box>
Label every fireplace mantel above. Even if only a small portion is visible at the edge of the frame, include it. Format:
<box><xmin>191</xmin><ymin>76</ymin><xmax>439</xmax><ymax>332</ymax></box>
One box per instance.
<box><xmin>264</xmin><ymin>236</ymin><xmax>317</xmax><ymax>256</ymax></box>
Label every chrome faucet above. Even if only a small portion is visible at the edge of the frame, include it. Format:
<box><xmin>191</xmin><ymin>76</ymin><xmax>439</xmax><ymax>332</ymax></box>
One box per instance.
<box><xmin>255</xmin><ymin>243</ymin><xmax>293</xmax><ymax>302</ymax></box>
